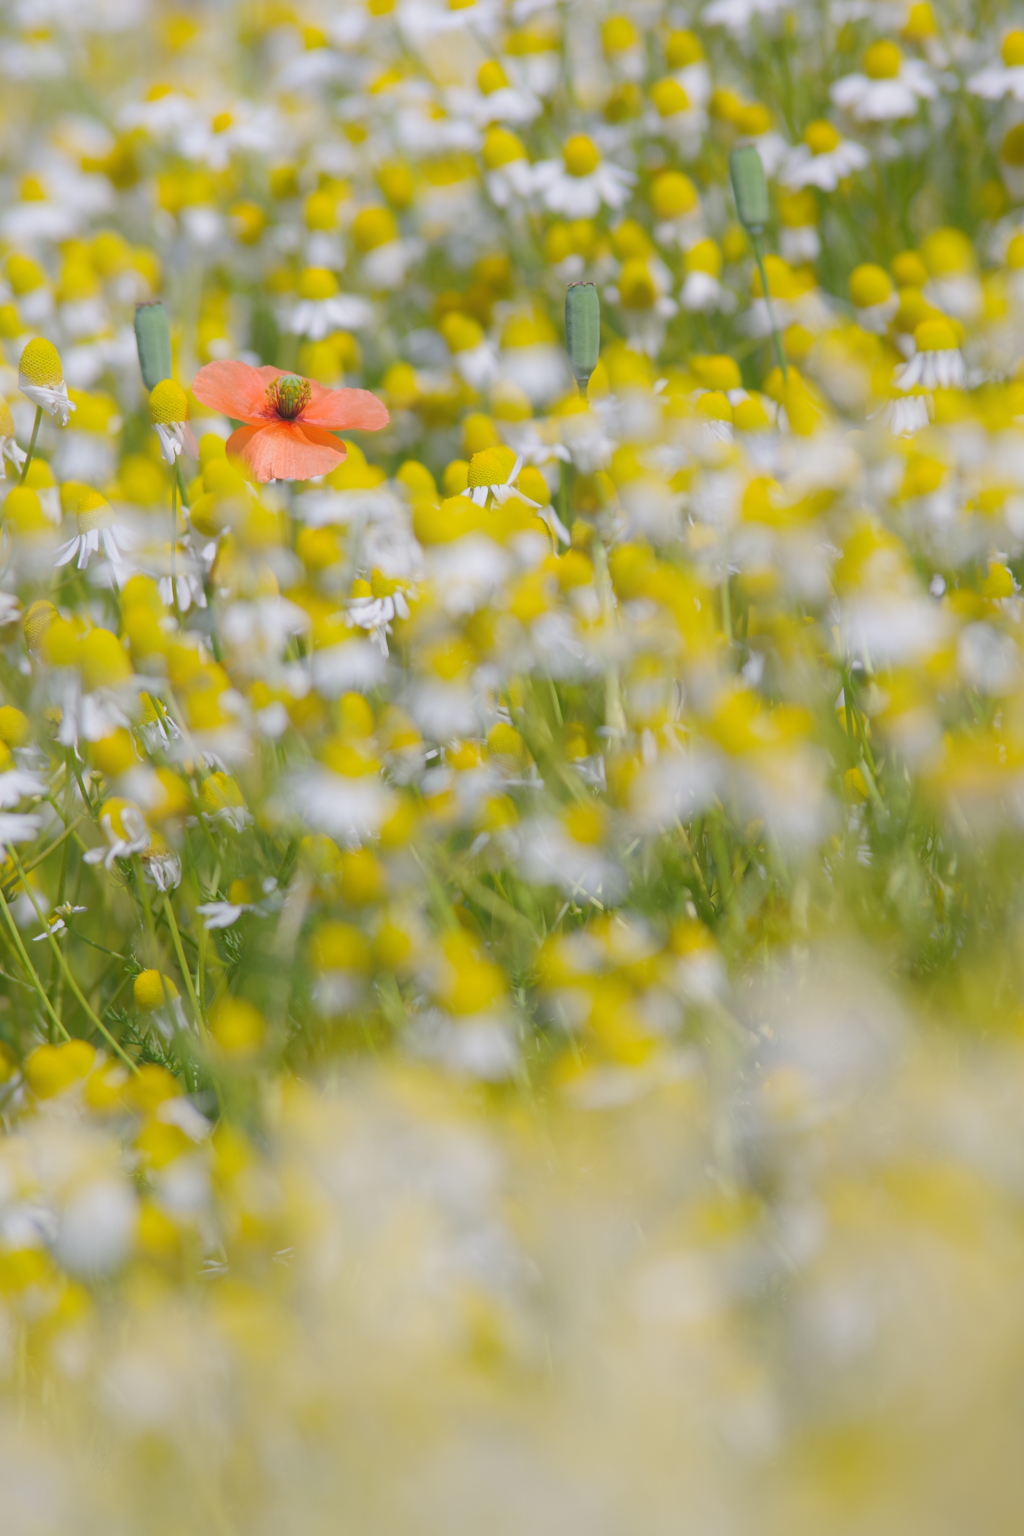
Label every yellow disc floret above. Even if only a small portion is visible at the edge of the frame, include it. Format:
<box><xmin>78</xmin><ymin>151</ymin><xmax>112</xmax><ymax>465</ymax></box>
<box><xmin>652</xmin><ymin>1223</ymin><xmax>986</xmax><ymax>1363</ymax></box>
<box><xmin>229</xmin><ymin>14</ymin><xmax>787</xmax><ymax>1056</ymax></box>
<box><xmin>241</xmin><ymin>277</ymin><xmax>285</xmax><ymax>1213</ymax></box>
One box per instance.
<box><xmin>468</xmin><ymin>445</ymin><xmax>518</xmax><ymax>488</ymax></box>
<box><xmin>1003</xmin><ymin>29</ymin><xmax>1024</xmax><ymax>66</ymax></box>
<box><xmin>18</xmin><ymin>337</ymin><xmax>64</xmax><ymax>388</ymax></box>
<box><xmin>805</xmin><ymin>119</ymin><xmax>841</xmax><ymax>155</ymax></box>
<box><xmin>914</xmin><ymin>317</ymin><xmax>959</xmax><ymax>352</ymax></box>
<box><xmin>134</xmin><ymin>970</ymin><xmax>180</xmax><ymax>1010</ymax></box>
<box><xmin>300</xmin><ymin>266</ymin><xmax>338</xmax><ymax>300</ymax></box>
<box><xmin>563</xmin><ymin>135</ymin><xmax>601</xmax><ymax>178</ymax></box>
<box><xmin>863</xmin><ymin>41</ymin><xmax>902</xmax><ymax>79</ymax></box>
<box><xmin>149</xmin><ymin>379</ymin><xmax>189</xmax><ymax>425</ymax></box>
<box><xmin>850</xmin><ymin>262</ymin><xmax>894</xmax><ymax>308</ymax></box>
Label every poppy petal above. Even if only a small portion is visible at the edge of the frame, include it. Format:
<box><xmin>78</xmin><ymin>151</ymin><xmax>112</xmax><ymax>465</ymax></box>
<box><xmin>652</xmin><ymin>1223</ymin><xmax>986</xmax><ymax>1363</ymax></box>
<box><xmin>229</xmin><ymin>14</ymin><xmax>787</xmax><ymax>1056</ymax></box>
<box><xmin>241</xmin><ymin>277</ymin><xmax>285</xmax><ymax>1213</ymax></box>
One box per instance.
<box><xmin>299</xmin><ymin>386</ymin><xmax>391</xmax><ymax>432</ymax></box>
<box><xmin>232</xmin><ymin>421</ymin><xmax>346</xmax><ymax>483</ymax></box>
<box><xmin>193</xmin><ymin>361</ymin><xmax>286</xmax><ymax>424</ymax></box>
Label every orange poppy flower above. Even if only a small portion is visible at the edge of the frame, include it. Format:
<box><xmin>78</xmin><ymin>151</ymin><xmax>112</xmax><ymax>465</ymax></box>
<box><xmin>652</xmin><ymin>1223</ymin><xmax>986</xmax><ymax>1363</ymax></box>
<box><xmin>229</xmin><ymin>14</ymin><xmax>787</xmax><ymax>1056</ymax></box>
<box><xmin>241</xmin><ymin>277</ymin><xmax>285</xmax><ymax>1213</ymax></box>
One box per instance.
<box><xmin>191</xmin><ymin>361</ymin><xmax>389</xmax><ymax>483</ymax></box>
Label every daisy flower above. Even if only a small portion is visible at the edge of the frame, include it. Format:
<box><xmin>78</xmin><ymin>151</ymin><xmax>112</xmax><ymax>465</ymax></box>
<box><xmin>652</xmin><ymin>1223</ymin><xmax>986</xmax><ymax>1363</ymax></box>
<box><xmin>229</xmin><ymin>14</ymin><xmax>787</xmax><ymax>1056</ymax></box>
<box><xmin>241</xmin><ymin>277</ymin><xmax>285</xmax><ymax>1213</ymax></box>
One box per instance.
<box><xmin>191</xmin><ymin>361</ymin><xmax>388</xmax><ymax>483</ymax></box>
<box><xmin>347</xmin><ymin>574</ymin><xmax>412</xmax><ymax>656</ymax></box>
<box><xmin>849</xmin><ymin>262</ymin><xmax>899</xmax><ymax>333</ymax></box>
<box><xmin>55</xmin><ymin>488</ymin><xmax>131</xmax><ymax>572</ymax></box>
<box><xmin>894</xmin><ymin>317</ymin><xmax>965</xmax><ymax>390</ymax></box>
<box><xmin>18</xmin><ymin>336</ymin><xmax>75</xmax><ymax>425</ymax></box>
<box><xmin>461</xmin><ymin>446</ymin><xmax>539</xmax><ymax>508</ymax></box>
<box><xmin>968</xmin><ymin>29</ymin><xmax>1024</xmax><ymax>101</ymax></box>
<box><xmin>681</xmin><ymin>240</ymin><xmax>735</xmax><ymax>314</ymax></box>
<box><xmin>148</xmin><ymin>380</ymin><xmax>198</xmax><ymax>465</ymax></box>
<box><xmin>667</xmin><ymin>28</ymin><xmax>712</xmax><ymax>107</ymax></box>
<box><xmin>646</xmin><ymin>77</ymin><xmax>706</xmax><ymax>159</ymax></box>
<box><xmin>532</xmin><ymin>136</ymin><xmax>635</xmax><ymax>219</ymax></box>
<box><xmin>286</xmin><ymin>268</ymin><xmax>372</xmax><ymax>340</ymax></box>
<box><xmin>831</xmin><ymin>41</ymin><xmax>938</xmax><ymax>123</ymax></box>
<box><xmin>83</xmin><ymin>797</ymin><xmax>150</xmax><ymax>870</ymax></box>
<box><xmin>453</xmin><ymin>59</ymin><xmax>541</xmax><ymax>127</ymax></box>
<box><xmin>781</xmin><ymin>119</ymin><xmax>870</xmax><ymax>190</ymax></box>
<box><xmin>482</xmin><ymin>127</ymin><xmax>534</xmax><ymax>208</ymax></box>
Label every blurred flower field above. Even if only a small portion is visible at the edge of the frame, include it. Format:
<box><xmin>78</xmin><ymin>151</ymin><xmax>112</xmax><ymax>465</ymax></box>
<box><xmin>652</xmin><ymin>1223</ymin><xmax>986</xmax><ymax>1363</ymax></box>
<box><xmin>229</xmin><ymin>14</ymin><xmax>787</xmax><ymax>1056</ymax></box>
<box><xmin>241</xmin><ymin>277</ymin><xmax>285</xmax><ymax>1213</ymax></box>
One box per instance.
<box><xmin>5</xmin><ymin>0</ymin><xmax>1024</xmax><ymax>1529</ymax></box>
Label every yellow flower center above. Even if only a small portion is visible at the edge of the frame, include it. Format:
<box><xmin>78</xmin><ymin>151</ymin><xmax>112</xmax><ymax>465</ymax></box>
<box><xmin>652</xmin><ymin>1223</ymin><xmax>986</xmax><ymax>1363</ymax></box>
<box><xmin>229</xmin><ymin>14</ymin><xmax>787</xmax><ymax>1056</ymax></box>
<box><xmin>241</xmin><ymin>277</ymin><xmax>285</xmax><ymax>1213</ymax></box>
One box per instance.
<box><xmin>914</xmin><ymin>317</ymin><xmax>959</xmax><ymax>352</ymax></box>
<box><xmin>351</xmin><ymin>205</ymin><xmax>399</xmax><ymax>253</ymax></box>
<box><xmin>651</xmin><ymin>170</ymin><xmax>698</xmax><ymax>219</ymax></box>
<box><xmin>685</xmin><ymin>239</ymin><xmax>724</xmax><ymax>277</ymax></box>
<box><xmin>1004</xmin><ymin>29</ymin><xmax>1024</xmax><ymax>66</ymax></box>
<box><xmin>804</xmin><ymin>119</ymin><xmax>841</xmax><ymax>155</ymax></box>
<box><xmin>149</xmin><ymin>379</ymin><xmax>189</xmax><ymax>425</ymax></box>
<box><xmin>468</xmin><ymin>445</ymin><xmax>517</xmax><ymax>488</ymax></box>
<box><xmin>483</xmin><ymin>127</ymin><xmax>527</xmax><ymax>169</ymax></box>
<box><xmin>19</xmin><ymin>336</ymin><xmax>63</xmax><ymax>388</ymax></box>
<box><xmin>650</xmin><ymin>78</ymin><xmax>690</xmax><ymax>117</ymax></box>
<box><xmin>134</xmin><ymin>970</ymin><xmax>180</xmax><ymax>1010</ymax></box>
<box><xmin>299</xmin><ymin>266</ymin><xmax>338</xmax><ymax>301</ymax></box>
<box><xmin>563</xmin><ymin>135</ymin><xmax>601</xmax><ymax>178</ymax></box>
<box><xmin>77</xmin><ymin>491</ymin><xmax>114</xmax><ymax>533</ymax></box>
<box><xmin>849</xmin><ymin>262</ymin><xmax>894</xmax><ymax>308</ymax></box>
<box><xmin>666</xmin><ymin>29</ymin><xmax>704</xmax><ymax>67</ymax></box>
<box><xmin>478</xmin><ymin>60</ymin><xmax>509</xmax><ymax>95</ymax></box>
<box><xmin>864</xmin><ymin>40</ymin><xmax>902</xmax><ymax>79</ymax></box>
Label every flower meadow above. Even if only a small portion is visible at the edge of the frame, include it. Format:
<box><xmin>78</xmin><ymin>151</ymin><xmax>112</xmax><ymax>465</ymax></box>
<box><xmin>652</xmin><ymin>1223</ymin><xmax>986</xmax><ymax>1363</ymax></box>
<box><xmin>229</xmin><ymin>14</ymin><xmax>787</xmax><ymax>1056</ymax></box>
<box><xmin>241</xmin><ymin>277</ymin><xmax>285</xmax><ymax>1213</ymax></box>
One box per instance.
<box><xmin>8</xmin><ymin>0</ymin><xmax>1024</xmax><ymax>1529</ymax></box>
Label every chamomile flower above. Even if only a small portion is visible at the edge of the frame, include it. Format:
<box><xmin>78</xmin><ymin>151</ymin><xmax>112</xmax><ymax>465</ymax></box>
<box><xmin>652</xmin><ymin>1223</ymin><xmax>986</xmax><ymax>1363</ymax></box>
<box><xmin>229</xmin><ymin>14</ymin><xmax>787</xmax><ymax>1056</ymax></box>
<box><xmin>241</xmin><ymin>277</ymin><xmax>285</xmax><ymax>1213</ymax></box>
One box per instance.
<box><xmin>781</xmin><ymin>119</ymin><xmax>870</xmax><ymax>190</ymax></box>
<box><xmin>83</xmin><ymin>797</ymin><xmax>150</xmax><ymax>868</ymax></box>
<box><xmin>455</xmin><ymin>59</ymin><xmax>541</xmax><ymax>127</ymax></box>
<box><xmin>348</xmin><ymin>573</ymin><xmax>412</xmax><ymax>655</ymax></box>
<box><xmin>481</xmin><ymin>127</ymin><xmax>534</xmax><ymax>208</ymax></box>
<box><xmin>646</xmin><ymin>77</ymin><xmax>706</xmax><ymax>158</ymax></box>
<box><xmin>831</xmin><ymin>41</ymin><xmax>938</xmax><ymax>123</ymax></box>
<box><xmin>968</xmin><ymin>29</ymin><xmax>1024</xmax><ymax>100</ymax></box>
<box><xmin>18</xmin><ymin>336</ymin><xmax>75</xmax><ymax>425</ymax></box>
<box><xmin>148</xmin><ymin>380</ymin><xmax>198</xmax><ymax>465</ymax></box>
<box><xmin>532</xmin><ymin>136</ymin><xmax>635</xmax><ymax>219</ymax></box>
<box><xmin>55</xmin><ymin>488</ymin><xmax>131</xmax><ymax>573</ymax></box>
<box><xmin>681</xmin><ymin>240</ymin><xmax>735</xmax><ymax>314</ymax></box>
<box><xmin>461</xmin><ymin>446</ymin><xmax>537</xmax><ymax>507</ymax></box>
<box><xmin>286</xmin><ymin>268</ymin><xmax>372</xmax><ymax>339</ymax></box>
<box><xmin>894</xmin><ymin>317</ymin><xmax>966</xmax><ymax>390</ymax></box>
<box><xmin>849</xmin><ymin>262</ymin><xmax>899</xmax><ymax>333</ymax></box>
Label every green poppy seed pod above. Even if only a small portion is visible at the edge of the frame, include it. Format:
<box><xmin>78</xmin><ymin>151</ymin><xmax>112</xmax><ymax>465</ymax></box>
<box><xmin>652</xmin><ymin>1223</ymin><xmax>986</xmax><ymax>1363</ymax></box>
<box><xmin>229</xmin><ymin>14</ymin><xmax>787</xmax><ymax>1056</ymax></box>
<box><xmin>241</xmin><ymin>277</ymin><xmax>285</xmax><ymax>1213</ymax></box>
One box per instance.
<box><xmin>565</xmin><ymin>281</ymin><xmax>601</xmax><ymax>388</ymax></box>
<box><xmin>134</xmin><ymin>302</ymin><xmax>173</xmax><ymax>391</ymax></box>
<box><xmin>729</xmin><ymin>145</ymin><xmax>769</xmax><ymax>234</ymax></box>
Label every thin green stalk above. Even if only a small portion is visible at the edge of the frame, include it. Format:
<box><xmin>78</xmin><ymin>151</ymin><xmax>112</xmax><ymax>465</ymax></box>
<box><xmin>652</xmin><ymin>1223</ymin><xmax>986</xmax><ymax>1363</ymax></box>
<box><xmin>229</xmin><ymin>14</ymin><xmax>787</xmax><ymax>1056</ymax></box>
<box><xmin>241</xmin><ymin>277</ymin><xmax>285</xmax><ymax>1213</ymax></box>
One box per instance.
<box><xmin>8</xmin><ymin>850</ymin><xmax>136</xmax><ymax>1069</ymax></box>
<box><xmin>161</xmin><ymin>892</ymin><xmax>208</xmax><ymax>1043</ymax></box>
<box><xmin>0</xmin><ymin>876</ymin><xmax>70</xmax><ymax>1041</ymax></box>
<box><xmin>18</xmin><ymin>406</ymin><xmax>42</xmax><ymax>485</ymax></box>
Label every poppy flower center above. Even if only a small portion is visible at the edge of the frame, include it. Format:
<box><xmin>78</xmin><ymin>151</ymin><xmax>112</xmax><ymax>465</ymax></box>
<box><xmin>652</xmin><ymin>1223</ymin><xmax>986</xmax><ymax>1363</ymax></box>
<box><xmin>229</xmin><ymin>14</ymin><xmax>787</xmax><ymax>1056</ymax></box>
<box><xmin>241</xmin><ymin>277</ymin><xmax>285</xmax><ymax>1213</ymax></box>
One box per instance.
<box><xmin>267</xmin><ymin>374</ymin><xmax>311</xmax><ymax>419</ymax></box>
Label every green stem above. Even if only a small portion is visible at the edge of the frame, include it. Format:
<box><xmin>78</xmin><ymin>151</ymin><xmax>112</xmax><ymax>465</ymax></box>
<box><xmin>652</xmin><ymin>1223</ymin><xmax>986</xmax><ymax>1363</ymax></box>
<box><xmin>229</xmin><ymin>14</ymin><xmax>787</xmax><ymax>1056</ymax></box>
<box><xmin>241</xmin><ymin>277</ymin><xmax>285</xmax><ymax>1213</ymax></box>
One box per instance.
<box><xmin>8</xmin><ymin>850</ymin><xmax>136</xmax><ymax>1069</ymax></box>
<box><xmin>18</xmin><ymin>406</ymin><xmax>42</xmax><ymax>485</ymax></box>
<box><xmin>161</xmin><ymin>892</ymin><xmax>208</xmax><ymax>1043</ymax></box>
<box><xmin>0</xmin><ymin>875</ymin><xmax>70</xmax><ymax>1041</ymax></box>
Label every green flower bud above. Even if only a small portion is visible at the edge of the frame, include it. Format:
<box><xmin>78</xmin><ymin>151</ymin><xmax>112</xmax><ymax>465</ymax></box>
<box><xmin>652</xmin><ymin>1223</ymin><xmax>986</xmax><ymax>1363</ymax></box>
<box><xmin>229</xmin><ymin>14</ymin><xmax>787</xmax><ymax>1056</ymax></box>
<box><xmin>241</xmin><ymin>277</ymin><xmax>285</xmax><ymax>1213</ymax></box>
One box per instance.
<box><xmin>134</xmin><ymin>302</ymin><xmax>172</xmax><ymax>391</ymax></box>
<box><xmin>729</xmin><ymin>146</ymin><xmax>769</xmax><ymax>234</ymax></box>
<box><xmin>565</xmin><ymin>281</ymin><xmax>601</xmax><ymax>388</ymax></box>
